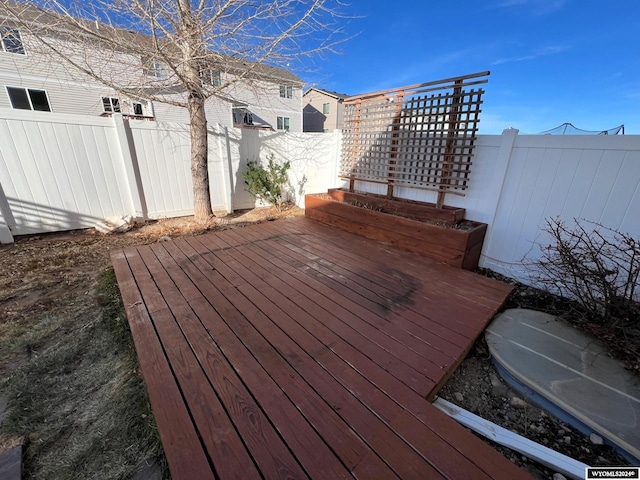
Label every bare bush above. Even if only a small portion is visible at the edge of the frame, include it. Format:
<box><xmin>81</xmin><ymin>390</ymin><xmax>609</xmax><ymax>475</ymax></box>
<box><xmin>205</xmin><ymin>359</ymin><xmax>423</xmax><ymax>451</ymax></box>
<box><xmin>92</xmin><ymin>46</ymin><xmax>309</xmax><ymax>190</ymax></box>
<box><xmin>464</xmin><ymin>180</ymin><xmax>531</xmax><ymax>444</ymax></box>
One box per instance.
<box><xmin>530</xmin><ymin>217</ymin><xmax>640</xmax><ymax>325</ymax></box>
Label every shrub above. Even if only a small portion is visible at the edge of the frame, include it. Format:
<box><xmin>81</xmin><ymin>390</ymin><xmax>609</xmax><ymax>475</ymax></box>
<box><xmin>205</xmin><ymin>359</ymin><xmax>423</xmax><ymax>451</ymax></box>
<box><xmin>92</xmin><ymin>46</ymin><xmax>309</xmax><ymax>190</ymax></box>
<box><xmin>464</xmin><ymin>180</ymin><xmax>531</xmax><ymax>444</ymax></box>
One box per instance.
<box><xmin>530</xmin><ymin>217</ymin><xmax>640</xmax><ymax>325</ymax></box>
<box><xmin>242</xmin><ymin>154</ymin><xmax>291</xmax><ymax>211</ymax></box>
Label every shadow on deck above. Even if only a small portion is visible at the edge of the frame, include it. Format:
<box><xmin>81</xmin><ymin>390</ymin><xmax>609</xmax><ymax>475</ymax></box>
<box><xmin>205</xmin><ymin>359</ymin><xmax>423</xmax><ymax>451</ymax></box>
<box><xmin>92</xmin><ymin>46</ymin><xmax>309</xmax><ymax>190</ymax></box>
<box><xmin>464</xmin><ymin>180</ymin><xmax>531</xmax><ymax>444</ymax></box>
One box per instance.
<box><xmin>111</xmin><ymin>216</ymin><xmax>528</xmax><ymax>479</ymax></box>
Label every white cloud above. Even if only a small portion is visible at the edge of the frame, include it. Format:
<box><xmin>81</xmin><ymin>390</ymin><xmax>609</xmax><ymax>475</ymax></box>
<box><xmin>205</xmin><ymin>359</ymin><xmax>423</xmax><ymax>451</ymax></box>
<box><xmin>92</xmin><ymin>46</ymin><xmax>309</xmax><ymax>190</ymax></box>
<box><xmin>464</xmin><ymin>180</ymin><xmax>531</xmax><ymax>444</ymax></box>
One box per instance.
<box><xmin>491</xmin><ymin>45</ymin><xmax>569</xmax><ymax>65</ymax></box>
<box><xmin>492</xmin><ymin>0</ymin><xmax>568</xmax><ymax>15</ymax></box>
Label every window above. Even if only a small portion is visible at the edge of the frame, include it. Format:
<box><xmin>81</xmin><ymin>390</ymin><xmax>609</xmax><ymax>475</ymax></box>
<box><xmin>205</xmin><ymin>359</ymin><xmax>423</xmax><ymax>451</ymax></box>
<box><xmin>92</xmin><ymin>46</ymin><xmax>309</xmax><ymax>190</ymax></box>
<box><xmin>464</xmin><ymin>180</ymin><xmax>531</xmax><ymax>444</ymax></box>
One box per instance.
<box><xmin>132</xmin><ymin>102</ymin><xmax>144</xmax><ymax>116</ymax></box>
<box><xmin>142</xmin><ymin>57</ymin><xmax>169</xmax><ymax>78</ymax></box>
<box><xmin>322</xmin><ymin>103</ymin><xmax>330</xmax><ymax>114</ymax></box>
<box><xmin>232</xmin><ymin>108</ymin><xmax>253</xmax><ymax>126</ymax></box>
<box><xmin>102</xmin><ymin>97</ymin><xmax>121</xmax><ymax>113</ymax></box>
<box><xmin>6</xmin><ymin>86</ymin><xmax>51</xmax><ymax>111</ymax></box>
<box><xmin>0</xmin><ymin>26</ymin><xmax>25</xmax><ymax>54</ymax></box>
<box><xmin>129</xmin><ymin>99</ymin><xmax>150</xmax><ymax>117</ymax></box>
<box><xmin>101</xmin><ymin>96</ymin><xmax>150</xmax><ymax>117</ymax></box>
<box><xmin>200</xmin><ymin>69</ymin><xmax>221</xmax><ymax>87</ymax></box>
<box><xmin>279</xmin><ymin>85</ymin><xmax>293</xmax><ymax>99</ymax></box>
<box><xmin>277</xmin><ymin>116</ymin><xmax>290</xmax><ymax>131</ymax></box>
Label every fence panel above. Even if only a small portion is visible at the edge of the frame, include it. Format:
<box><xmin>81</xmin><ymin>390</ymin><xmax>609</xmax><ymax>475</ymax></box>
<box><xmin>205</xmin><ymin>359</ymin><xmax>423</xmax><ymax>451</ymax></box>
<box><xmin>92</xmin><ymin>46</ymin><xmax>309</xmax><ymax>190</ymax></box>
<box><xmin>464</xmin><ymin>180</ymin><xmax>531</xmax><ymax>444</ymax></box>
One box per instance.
<box><xmin>215</xmin><ymin>128</ymin><xmax>343</xmax><ymax>210</ymax></box>
<box><xmin>478</xmin><ymin>134</ymin><xmax>640</xmax><ymax>282</ymax></box>
<box><xmin>128</xmin><ymin>120</ymin><xmax>195</xmax><ymax>219</ymax></box>
<box><xmin>258</xmin><ymin>130</ymin><xmax>342</xmax><ymax>206</ymax></box>
<box><xmin>0</xmin><ymin>110</ymin><xmax>133</xmax><ymax>235</ymax></box>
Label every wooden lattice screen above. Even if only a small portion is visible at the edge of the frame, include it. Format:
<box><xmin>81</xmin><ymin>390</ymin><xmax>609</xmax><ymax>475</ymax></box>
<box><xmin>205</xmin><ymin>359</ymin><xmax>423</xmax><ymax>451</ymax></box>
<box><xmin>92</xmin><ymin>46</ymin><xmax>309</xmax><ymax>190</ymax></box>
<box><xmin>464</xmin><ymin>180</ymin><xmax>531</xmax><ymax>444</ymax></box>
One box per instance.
<box><xmin>340</xmin><ymin>71</ymin><xmax>489</xmax><ymax>207</ymax></box>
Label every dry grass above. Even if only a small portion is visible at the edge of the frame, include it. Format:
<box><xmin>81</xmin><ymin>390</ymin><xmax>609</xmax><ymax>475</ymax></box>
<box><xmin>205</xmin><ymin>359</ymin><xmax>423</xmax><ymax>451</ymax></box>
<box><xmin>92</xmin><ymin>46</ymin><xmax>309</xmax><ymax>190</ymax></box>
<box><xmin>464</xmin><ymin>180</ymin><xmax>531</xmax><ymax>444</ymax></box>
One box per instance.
<box><xmin>0</xmin><ymin>206</ymin><xmax>302</xmax><ymax>480</ymax></box>
<box><xmin>1</xmin><ymin>268</ymin><xmax>168</xmax><ymax>480</ymax></box>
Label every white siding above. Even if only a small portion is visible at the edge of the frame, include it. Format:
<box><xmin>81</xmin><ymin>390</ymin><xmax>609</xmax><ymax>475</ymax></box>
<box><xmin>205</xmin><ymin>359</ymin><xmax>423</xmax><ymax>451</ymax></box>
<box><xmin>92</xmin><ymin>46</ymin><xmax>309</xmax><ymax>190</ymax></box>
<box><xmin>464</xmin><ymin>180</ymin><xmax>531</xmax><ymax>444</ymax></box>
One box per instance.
<box><xmin>303</xmin><ymin>89</ymin><xmax>344</xmax><ymax>132</ymax></box>
<box><xmin>0</xmin><ymin>72</ymin><xmax>115</xmax><ymax>114</ymax></box>
<box><xmin>1</xmin><ymin>28</ymin><xmax>301</xmax><ymax>126</ymax></box>
<box><xmin>225</xmin><ymin>79</ymin><xmax>303</xmax><ymax>132</ymax></box>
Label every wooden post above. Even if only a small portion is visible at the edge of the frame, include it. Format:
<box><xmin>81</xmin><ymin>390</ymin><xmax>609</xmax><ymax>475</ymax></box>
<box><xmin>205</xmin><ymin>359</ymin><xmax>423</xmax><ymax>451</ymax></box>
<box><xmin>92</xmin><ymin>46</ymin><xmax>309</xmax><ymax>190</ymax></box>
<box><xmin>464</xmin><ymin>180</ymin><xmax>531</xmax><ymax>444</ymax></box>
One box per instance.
<box><xmin>349</xmin><ymin>98</ymin><xmax>362</xmax><ymax>193</ymax></box>
<box><xmin>437</xmin><ymin>80</ymin><xmax>463</xmax><ymax>209</ymax></box>
<box><xmin>387</xmin><ymin>90</ymin><xmax>404</xmax><ymax>198</ymax></box>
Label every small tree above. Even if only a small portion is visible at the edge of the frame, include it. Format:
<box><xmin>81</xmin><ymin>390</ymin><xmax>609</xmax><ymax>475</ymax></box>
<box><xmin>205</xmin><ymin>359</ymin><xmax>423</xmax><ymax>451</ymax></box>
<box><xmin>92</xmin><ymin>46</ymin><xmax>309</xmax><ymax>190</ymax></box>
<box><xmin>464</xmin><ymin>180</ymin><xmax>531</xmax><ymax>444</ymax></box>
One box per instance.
<box><xmin>243</xmin><ymin>154</ymin><xmax>291</xmax><ymax>211</ymax></box>
<box><xmin>529</xmin><ymin>217</ymin><xmax>640</xmax><ymax>323</ymax></box>
<box><xmin>3</xmin><ymin>0</ymin><xmax>346</xmax><ymax>222</ymax></box>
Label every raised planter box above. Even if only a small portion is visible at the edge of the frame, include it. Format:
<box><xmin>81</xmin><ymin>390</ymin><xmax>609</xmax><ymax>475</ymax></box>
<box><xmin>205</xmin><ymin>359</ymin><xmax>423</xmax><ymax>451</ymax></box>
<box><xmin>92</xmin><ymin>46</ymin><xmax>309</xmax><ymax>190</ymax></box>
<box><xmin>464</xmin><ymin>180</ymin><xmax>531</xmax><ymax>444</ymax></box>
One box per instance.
<box><xmin>305</xmin><ymin>192</ymin><xmax>487</xmax><ymax>270</ymax></box>
<box><xmin>327</xmin><ymin>188</ymin><xmax>466</xmax><ymax>225</ymax></box>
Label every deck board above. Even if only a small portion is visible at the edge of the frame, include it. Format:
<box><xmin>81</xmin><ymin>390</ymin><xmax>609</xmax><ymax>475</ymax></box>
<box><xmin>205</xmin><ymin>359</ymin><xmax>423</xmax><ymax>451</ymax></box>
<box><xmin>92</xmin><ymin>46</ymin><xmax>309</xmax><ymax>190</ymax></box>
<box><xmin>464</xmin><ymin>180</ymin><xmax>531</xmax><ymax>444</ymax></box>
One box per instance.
<box><xmin>111</xmin><ymin>216</ymin><xmax>530</xmax><ymax>480</ymax></box>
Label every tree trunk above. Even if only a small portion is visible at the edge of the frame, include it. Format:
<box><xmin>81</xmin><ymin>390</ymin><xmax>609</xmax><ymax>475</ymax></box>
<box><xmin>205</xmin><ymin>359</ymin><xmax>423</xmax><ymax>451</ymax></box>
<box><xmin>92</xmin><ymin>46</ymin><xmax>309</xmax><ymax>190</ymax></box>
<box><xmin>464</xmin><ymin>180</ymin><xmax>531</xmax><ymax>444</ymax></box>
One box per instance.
<box><xmin>189</xmin><ymin>91</ymin><xmax>213</xmax><ymax>223</ymax></box>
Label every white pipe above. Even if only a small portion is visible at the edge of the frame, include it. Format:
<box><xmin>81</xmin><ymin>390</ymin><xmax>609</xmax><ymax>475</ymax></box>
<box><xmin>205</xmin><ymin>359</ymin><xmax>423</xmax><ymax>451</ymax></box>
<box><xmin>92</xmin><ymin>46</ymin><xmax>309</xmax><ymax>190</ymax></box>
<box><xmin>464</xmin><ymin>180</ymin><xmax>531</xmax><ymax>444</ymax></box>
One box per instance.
<box><xmin>433</xmin><ymin>397</ymin><xmax>589</xmax><ymax>480</ymax></box>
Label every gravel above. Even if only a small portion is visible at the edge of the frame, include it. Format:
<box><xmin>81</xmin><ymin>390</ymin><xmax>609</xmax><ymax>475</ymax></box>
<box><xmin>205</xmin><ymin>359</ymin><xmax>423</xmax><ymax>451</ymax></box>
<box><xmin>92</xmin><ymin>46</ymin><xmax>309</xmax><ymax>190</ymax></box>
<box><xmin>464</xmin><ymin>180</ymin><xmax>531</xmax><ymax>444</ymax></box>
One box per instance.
<box><xmin>438</xmin><ymin>337</ymin><xmax>632</xmax><ymax>479</ymax></box>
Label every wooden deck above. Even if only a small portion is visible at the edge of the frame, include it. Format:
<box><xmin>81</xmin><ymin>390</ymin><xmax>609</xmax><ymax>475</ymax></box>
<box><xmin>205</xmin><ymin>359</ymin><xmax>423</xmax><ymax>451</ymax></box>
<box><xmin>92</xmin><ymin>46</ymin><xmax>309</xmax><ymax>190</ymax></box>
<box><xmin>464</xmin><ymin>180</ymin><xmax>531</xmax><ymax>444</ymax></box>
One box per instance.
<box><xmin>111</xmin><ymin>216</ymin><xmax>528</xmax><ymax>480</ymax></box>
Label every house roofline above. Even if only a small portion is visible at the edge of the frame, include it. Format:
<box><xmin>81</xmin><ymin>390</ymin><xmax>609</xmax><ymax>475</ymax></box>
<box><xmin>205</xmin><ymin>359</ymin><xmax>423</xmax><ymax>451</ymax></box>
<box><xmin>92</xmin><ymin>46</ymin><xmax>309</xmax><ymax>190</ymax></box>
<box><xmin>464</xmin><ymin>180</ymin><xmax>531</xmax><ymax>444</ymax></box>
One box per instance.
<box><xmin>303</xmin><ymin>87</ymin><xmax>349</xmax><ymax>100</ymax></box>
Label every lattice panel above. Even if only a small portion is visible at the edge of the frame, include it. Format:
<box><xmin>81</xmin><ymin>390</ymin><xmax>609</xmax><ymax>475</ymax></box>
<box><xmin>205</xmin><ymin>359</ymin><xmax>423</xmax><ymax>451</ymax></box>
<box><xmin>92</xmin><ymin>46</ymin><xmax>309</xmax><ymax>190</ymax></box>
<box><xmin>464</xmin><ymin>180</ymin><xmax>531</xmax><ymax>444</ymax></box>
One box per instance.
<box><xmin>340</xmin><ymin>72</ymin><xmax>489</xmax><ymax>204</ymax></box>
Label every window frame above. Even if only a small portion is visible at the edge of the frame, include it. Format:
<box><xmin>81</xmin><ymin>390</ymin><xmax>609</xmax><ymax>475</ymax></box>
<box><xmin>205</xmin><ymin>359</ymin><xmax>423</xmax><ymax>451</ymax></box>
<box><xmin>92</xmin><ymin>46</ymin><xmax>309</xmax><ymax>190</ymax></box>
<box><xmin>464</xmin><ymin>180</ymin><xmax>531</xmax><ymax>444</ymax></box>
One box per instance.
<box><xmin>102</xmin><ymin>96</ymin><xmax>121</xmax><ymax>113</ymax></box>
<box><xmin>277</xmin><ymin>116</ymin><xmax>290</xmax><ymax>131</ymax></box>
<box><xmin>6</xmin><ymin>86</ymin><xmax>51</xmax><ymax>111</ymax></box>
<box><xmin>132</xmin><ymin>102</ymin><xmax>143</xmax><ymax>116</ymax></box>
<box><xmin>0</xmin><ymin>26</ymin><xmax>26</xmax><ymax>55</ymax></box>
<box><xmin>232</xmin><ymin>107</ymin><xmax>254</xmax><ymax>126</ymax></box>
<box><xmin>143</xmin><ymin>57</ymin><xmax>170</xmax><ymax>79</ymax></box>
<box><xmin>322</xmin><ymin>102</ymin><xmax>330</xmax><ymax>114</ymax></box>
<box><xmin>199</xmin><ymin>68</ymin><xmax>222</xmax><ymax>87</ymax></box>
<box><xmin>279</xmin><ymin>85</ymin><xmax>293</xmax><ymax>99</ymax></box>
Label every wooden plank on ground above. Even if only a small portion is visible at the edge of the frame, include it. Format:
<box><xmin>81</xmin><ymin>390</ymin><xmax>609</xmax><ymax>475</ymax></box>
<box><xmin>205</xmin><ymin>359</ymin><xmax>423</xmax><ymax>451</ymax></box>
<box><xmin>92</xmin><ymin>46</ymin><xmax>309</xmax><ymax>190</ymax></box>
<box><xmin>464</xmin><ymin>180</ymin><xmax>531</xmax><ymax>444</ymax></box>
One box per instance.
<box><xmin>112</xmin><ymin>217</ymin><xmax>528</xmax><ymax>480</ymax></box>
<box><xmin>137</xmin><ymin>245</ymin><xmax>307</xmax><ymax>480</ymax></box>
<box><xmin>193</xmin><ymin>230</ymin><xmax>506</xmax><ymax>480</ymax></box>
<box><xmin>110</xmin><ymin>251</ymin><xmax>215</xmax><ymax>480</ymax></box>
<box><xmin>258</xmin><ymin>221</ymin><xmax>465</xmax><ymax>355</ymax></box>
<box><xmin>277</xmin><ymin>218</ymin><xmax>510</xmax><ymax>324</ymax></box>
<box><xmin>183</xmin><ymin>235</ymin><xmax>432</xmax><ymax>479</ymax></box>
<box><xmin>158</xmin><ymin>238</ymin><xmax>383</xmax><ymax>479</ymax></box>
<box><xmin>124</xmin><ymin>248</ymin><xmax>261</xmax><ymax>480</ymax></box>
<box><xmin>210</xmin><ymin>230</ymin><xmax>435</xmax><ymax>396</ymax></box>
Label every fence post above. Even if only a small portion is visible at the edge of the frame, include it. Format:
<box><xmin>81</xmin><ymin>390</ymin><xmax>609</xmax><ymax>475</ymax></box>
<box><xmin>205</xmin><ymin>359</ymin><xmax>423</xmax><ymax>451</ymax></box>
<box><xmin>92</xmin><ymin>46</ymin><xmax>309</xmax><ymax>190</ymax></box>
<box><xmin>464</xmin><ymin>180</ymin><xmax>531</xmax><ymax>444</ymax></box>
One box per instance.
<box><xmin>0</xmin><ymin>182</ymin><xmax>15</xmax><ymax>244</ymax></box>
<box><xmin>112</xmin><ymin>114</ymin><xmax>147</xmax><ymax>221</ymax></box>
<box><xmin>221</xmin><ymin>126</ymin><xmax>235</xmax><ymax>213</ymax></box>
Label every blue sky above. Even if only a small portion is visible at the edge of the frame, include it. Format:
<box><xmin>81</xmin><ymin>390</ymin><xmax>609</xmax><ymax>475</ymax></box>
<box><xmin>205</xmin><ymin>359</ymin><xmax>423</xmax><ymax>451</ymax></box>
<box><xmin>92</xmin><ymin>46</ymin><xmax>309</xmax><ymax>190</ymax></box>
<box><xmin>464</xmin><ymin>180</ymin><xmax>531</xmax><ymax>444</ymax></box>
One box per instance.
<box><xmin>302</xmin><ymin>0</ymin><xmax>640</xmax><ymax>134</ymax></box>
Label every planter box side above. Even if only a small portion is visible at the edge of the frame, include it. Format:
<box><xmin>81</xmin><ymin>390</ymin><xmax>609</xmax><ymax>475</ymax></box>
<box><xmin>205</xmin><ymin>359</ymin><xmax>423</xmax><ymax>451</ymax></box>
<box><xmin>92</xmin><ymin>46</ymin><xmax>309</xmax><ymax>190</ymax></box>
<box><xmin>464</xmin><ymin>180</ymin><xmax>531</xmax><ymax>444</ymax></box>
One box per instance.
<box><xmin>327</xmin><ymin>188</ymin><xmax>465</xmax><ymax>224</ymax></box>
<box><xmin>305</xmin><ymin>195</ymin><xmax>481</xmax><ymax>268</ymax></box>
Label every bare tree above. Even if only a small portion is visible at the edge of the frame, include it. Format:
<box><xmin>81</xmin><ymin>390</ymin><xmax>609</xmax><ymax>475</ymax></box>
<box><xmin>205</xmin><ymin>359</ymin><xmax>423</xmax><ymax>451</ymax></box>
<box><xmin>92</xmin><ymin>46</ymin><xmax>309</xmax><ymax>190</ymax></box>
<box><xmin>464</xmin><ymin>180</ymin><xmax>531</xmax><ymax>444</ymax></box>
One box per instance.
<box><xmin>2</xmin><ymin>0</ymin><xmax>346</xmax><ymax>222</ymax></box>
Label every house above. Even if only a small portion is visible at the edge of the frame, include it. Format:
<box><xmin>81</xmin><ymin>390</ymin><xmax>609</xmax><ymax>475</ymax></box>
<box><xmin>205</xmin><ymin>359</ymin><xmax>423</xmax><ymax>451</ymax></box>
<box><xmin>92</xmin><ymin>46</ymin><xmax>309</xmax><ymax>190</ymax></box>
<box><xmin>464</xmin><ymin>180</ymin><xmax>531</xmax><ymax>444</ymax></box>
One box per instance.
<box><xmin>303</xmin><ymin>88</ymin><xmax>348</xmax><ymax>132</ymax></box>
<box><xmin>0</xmin><ymin>5</ymin><xmax>303</xmax><ymax>131</ymax></box>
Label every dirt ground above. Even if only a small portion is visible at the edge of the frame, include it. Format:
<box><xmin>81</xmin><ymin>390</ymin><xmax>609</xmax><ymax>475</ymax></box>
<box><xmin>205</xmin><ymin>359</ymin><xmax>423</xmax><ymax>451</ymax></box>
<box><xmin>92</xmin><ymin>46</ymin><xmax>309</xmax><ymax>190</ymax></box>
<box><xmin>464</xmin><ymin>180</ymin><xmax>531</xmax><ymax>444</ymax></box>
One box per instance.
<box><xmin>0</xmin><ymin>205</ymin><xmax>303</xmax><ymax>358</ymax></box>
<box><xmin>0</xmin><ymin>206</ymin><xmax>635</xmax><ymax>478</ymax></box>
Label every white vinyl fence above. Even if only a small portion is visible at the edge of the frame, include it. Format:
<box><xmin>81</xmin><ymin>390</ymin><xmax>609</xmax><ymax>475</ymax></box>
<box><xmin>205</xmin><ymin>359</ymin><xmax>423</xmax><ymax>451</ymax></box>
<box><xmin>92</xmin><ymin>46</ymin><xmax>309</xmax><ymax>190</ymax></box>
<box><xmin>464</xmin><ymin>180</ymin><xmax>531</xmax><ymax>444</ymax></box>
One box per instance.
<box><xmin>1</xmin><ymin>107</ymin><xmax>638</xmax><ymax>289</ymax></box>
<box><xmin>0</xmin><ymin>110</ymin><xmax>341</xmax><ymax>243</ymax></box>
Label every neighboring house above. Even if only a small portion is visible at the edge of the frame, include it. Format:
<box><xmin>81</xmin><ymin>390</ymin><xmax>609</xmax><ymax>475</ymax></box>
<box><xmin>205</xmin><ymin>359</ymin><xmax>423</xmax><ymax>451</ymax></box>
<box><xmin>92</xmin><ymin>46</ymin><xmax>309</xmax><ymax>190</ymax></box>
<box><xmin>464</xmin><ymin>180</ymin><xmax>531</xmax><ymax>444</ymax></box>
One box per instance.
<box><xmin>0</xmin><ymin>9</ymin><xmax>303</xmax><ymax>131</ymax></box>
<box><xmin>303</xmin><ymin>88</ymin><xmax>348</xmax><ymax>132</ymax></box>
